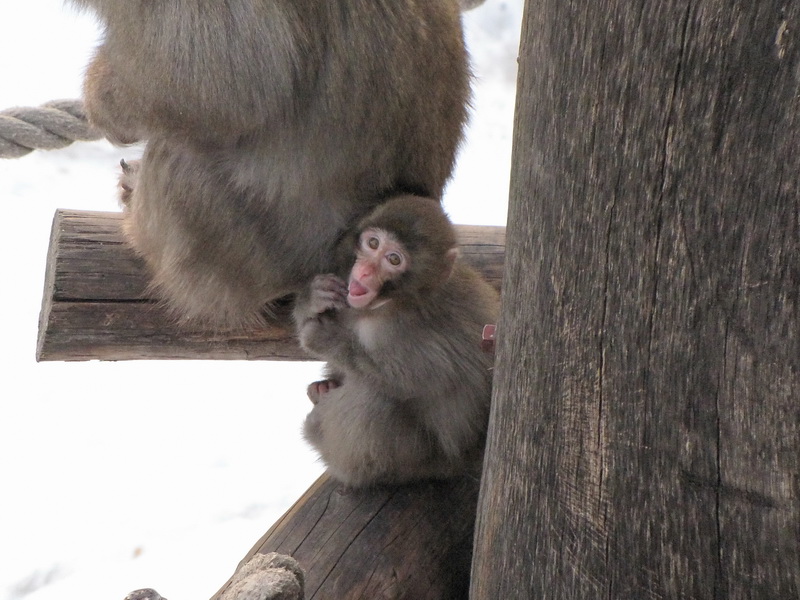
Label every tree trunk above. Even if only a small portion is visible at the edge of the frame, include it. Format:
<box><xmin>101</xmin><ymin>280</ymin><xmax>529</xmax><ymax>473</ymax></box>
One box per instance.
<box><xmin>472</xmin><ymin>1</ymin><xmax>799</xmax><ymax>598</ymax></box>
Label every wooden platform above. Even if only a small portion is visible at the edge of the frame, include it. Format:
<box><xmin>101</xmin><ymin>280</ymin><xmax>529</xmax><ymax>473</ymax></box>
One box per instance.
<box><xmin>36</xmin><ymin>210</ymin><xmax>505</xmax><ymax>362</ymax></box>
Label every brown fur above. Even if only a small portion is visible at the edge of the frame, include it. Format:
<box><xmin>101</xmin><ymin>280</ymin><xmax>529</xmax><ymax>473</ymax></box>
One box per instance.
<box><xmin>294</xmin><ymin>197</ymin><xmax>499</xmax><ymax>487</ymax></box>
<box><xmin>72</xmin><ymin>0</ymin><xmax>471</xmax><ymax>326</ymax></box>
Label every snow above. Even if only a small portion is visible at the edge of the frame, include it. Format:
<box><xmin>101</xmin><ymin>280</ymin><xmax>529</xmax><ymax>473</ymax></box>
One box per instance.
<box><xmin>0</xmin><ymin>2</ymin><xmax>521</xmax><ymax>599</ymax></box>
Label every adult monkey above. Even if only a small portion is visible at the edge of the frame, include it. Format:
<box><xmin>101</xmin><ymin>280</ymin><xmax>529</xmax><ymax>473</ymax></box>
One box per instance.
<box><xmin>71</xmin><ymin>0</ymin><xmax>480</xmax><ymax>326</ymax></box>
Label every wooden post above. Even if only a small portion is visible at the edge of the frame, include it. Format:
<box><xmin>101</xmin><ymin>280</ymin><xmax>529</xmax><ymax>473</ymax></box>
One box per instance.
<box><xmin>211</xmin><ymin>474</ymin><xmax>479</xmax><ymax>600</ymax></box>
<box><xmin>471</xmin><ymin>0</ymin><xmax>799</xmax><ymax>598</ymax></box>
<box><xmin>36</xmin><ymin>210</ymin><xmax>504</xmax><ymax>361</ymax></box>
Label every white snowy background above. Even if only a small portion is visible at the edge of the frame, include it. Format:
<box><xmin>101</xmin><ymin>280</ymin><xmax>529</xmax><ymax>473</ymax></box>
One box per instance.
<box><xmin>0</xmin><ymin>2</ymin><xmax>522</xmax><ymax>599</ymax></box>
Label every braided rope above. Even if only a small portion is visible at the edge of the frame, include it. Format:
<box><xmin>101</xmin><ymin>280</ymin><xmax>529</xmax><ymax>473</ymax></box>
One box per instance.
<box><xmin>0</xmin><ymin>99</ymin><xmax>103</xmax><ymax>159</ymax></box>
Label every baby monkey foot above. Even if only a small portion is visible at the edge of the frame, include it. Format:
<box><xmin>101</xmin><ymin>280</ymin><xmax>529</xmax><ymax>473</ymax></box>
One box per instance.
<box><xmin>118</xmin><ymin>158</ymin><xmax>141</xmax><ymax>206</ymax></box>
<box><xmin>307</xmin><ymin>379</ymin><xmax>341</xmax><ymax>405</ymax></box>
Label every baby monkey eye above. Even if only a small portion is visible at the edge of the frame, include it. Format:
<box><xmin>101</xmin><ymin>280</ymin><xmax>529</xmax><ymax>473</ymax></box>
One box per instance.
<box><xmin>367</xmin><ymin>236</ymin><xmax>380</xmax><ymax>250</ymax></box>
<box><xmin>387</xmin><ymin>252</ymin><xmax>402</xmax><ymax>266</ymax></box>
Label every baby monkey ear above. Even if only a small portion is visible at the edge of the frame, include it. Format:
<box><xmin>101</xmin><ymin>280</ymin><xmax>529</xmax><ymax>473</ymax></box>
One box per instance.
<box><xmin>443</xmin><ymin>247</ymin><xmax>459</xmax><ymax>281</ymax></box>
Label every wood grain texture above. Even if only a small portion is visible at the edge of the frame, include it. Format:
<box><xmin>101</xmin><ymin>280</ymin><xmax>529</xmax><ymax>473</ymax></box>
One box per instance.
<box><xmin>471</xmin><ymin>0</ymin><xmax>799</xmax><ymax>598</ymax></box>
<box><xmin>36</xmin><ymin>210</ymin><xmax>504</xmax><ymax>361</ymax></box>
<box><xmin>211</xmin><ymin>473</ymin><xmax>479</xmax><ymax>600</ymax></box>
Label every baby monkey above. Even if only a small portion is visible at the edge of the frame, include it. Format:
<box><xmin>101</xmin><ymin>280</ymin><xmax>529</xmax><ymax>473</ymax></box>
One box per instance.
<box><xmin>294</xmin><ymin>196</ymin><xmax>499</xmax><ymax>487</ymax></box>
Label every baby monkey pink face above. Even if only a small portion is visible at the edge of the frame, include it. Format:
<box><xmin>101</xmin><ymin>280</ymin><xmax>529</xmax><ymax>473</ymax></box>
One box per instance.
<box><xmin>347</xmin><ymin>228</ymin><xmax>410</xmax><ymax>309</ymax></box>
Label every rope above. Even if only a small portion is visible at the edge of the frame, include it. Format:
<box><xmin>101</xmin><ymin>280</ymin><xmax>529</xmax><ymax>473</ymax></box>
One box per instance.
<box><xmin>0</xmin><ymin>99</ymin><xmax>103</xmax><ymax>159</ymax></box>
<box><xmin>123</xmin><ymin>553</ymin><xmax>305</xmax><ymax>600</ymax></box>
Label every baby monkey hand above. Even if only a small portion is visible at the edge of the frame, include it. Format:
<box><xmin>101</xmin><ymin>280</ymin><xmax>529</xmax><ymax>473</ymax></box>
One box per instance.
<box><xmin>308</xmin><ymin>274</ymin><xmax>349</xmax><ymax>315</ymax></box>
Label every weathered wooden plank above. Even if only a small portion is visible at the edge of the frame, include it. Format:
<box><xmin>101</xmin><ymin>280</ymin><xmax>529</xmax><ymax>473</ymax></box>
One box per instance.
<box><xmin>471</xmin><ymin>0</ymin><xmax>799</xmax><ymax>598</ymax></box>
<box><xmin>211</xmin><ymin>473</ymin><xmax>479</xmax><ymax>600</ymax></box>
<box><xmin>37</xmin><ymin>210</ymin><xmax>505</xmax><ymax>361</ymax></box>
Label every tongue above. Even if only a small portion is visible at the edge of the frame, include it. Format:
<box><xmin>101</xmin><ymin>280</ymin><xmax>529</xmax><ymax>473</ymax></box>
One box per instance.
<box><xmin>349</xmin><ymin>279</ymin><xmax>369</xmax><ymax>297</ymax></box>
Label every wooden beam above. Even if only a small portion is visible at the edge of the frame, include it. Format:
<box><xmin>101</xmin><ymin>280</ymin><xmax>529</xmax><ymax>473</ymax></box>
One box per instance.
<box><xmin>210</xmin><ymin>473</ymin><xmax>479</xmax><ymax>600</ymax></box>
<box><xmin>37</xmin><ymin>210</ymin><xmax>505</xmax><ymax>361</ymax></box>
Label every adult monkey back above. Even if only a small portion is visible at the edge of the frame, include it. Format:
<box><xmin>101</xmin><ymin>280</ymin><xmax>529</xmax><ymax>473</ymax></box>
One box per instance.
<box><xmin>71</xmin><ymin>0</ymin><xmax>473</xmax><ymax>326</ymax></box>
